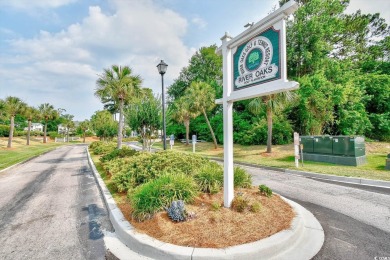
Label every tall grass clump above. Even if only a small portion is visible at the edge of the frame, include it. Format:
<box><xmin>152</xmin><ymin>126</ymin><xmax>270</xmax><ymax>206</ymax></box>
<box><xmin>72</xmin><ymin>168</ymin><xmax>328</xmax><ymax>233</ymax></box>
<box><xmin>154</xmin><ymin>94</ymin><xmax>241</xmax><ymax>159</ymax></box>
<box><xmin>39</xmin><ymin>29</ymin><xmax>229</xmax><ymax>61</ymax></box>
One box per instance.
<box><xmin>234</xmin><ymin>166</ymin><xmax>252</xmax><ymax>188</ymax></box>
<box><xmin>194</xmin><ymin>162</ymin><xmax>223</xmax><ymax>194</ymax></box>
<box><xmin>130</xmin><ymin>173</ymin><xmax>198</xmax><ymax>221</ymax></box>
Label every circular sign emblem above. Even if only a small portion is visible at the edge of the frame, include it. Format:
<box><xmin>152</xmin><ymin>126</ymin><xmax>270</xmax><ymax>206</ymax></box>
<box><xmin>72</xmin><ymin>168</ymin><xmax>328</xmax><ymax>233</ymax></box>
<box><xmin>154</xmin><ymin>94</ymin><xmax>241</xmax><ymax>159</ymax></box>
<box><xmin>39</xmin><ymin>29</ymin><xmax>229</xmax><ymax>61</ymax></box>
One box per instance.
<box><xmin>239</xmin><ymin>36</ymin><xmax>273</xmax><ymax>75</ymax></box>
<box><xmin>235</xmin><ymin>35</ymin><xmax>278</xmax><ymax>88</ymax></box>
<box><xmin>246</xmin><ymin>49</ymin><xmax>262</xmax><ymax>71</ymax></box>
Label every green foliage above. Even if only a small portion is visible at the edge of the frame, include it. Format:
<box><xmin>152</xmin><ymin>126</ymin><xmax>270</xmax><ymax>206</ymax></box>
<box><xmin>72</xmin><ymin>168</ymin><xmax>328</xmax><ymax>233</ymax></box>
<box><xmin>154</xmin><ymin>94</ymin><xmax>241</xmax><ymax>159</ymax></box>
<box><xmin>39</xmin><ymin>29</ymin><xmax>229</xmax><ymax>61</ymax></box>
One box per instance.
<box><xmin>126</xmin><ymin>89</ymin><xmax>161</xmax><ymax>151</ymax></box>
<box><xmin>168</xmin><ymin>45</ymin><xmax>222</xmax><ymax>101</ymax></box>
<box><xmin>231</xmin><ymin>195</ymin><xmax>249</xmax><ymax>213</ymax></box>
<box><xmin>250</xmin><ymin>202</ymin><xmax>262</xmax><ymax>213</ymax></box>
<box><xmin>0</xmin><ymin>125</ymin><xmax>10</xmax><ymax>137</ymax></box>
<box><xmin>90</xmin><ymin>110</ymin><xmax>117</xmax><ymax>141</ymax></box>
<box><xmin>89</xmin><ymin>141</ymin><xmax>116</xmax><ymax>155</ymax></box>
<box><xmin>100</xmin><ymin>146</ymin><xmax>138</xmax><ymax>162</ymax></box>
<box><xmin>194</xmin><ymin>162</ymin><xmax>223</xmax><ymax>194</ymax></box>
<box><xmin>109</xmin><ymin>151</ymin><xmax>208</xmax><ymax>192</ymax></box>
<box><xmin>211</xmin><ymin>201</ymin><xmax>222</xmax><ymax>211</ymax></box>
<box><xmin>259</xmin><ymin>184</ymin><xmax>273</xmax><ymax>198</ymax></box>
<box><xmin>237</xmin><ymin>117</ymin><xmax>293</xmax><ymax>146</ymax></box>
<box><xmin>234</xmin><ymin>167</ymin><xmax>252</xmax><ymax>188</ymax></box>
<box><xmin>48</xmin><ymin>131</ymin><xmax>60</xmax><ymax>139</ymax></box>
<box><xmin>130</xmin><ymin>173</ymin><xmax>198</xmax><ymax>221</ymax></box>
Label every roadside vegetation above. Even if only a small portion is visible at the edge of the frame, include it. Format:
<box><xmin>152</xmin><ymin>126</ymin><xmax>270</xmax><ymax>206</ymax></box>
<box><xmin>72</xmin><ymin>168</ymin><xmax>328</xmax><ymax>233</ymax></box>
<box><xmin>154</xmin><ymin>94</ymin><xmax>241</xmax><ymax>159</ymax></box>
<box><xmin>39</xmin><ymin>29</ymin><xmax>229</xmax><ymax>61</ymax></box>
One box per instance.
<box><xmin>89</xmin><ymin>141</ymin><xmax>294</xmax><ymax>247</ymax></box>
<box><xmin>0</xmin><ymin>137</ymin><xmax>65</xmax><ymax>171</ymax></box>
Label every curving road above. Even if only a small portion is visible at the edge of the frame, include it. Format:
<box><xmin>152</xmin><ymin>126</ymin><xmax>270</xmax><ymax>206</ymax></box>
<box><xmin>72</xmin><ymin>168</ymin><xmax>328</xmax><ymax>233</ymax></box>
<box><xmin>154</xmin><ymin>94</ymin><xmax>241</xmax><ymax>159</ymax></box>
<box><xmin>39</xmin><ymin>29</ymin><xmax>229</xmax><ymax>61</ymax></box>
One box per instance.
<box><xmin>0</xmin><ymin>145</ymin><xmax>113</xmax><ymax>260</ymax></box>
<box><xmin>245</xmin><ymin>165</ymin><xmax>390</xmax><ymax>260</ymax></box>
<box><xmin>1</xmin><ymin>144</ymin><xmax>389</xmax><ymax>260</ymax></box>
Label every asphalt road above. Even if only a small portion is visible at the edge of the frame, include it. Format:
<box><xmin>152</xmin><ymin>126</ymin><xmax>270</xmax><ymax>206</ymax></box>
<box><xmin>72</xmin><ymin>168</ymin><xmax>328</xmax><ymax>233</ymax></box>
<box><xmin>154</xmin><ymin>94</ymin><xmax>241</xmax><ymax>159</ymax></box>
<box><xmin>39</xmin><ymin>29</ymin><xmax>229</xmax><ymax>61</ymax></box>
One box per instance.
<box><xmin>245</xmin><ymin>165</ymin><xmax>390</xmax><ymax>260</ymax></box>
<box><xmin>0</xmin><ymin>145</ymin><xmax>113</xmax><ymax>260</ymax></box>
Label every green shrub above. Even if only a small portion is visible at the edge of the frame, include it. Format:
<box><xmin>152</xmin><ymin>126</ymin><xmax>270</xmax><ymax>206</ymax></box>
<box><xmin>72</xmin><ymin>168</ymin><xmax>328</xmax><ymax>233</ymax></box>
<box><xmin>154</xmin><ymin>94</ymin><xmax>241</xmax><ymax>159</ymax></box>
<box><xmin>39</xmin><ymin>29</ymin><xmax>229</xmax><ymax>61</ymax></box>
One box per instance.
<box><xmin>89</xmin><ymin>141</ymin><xmax>102</xmax><ymax>149</ymax></box>
<box><xmin>234</xmin><ymin>167</ymin><xmax>252</xmax><ymax>188</ymax></box>
<box><xmin>250</xmin><ymin>202</ymin><xmax>262</xmax><ymax>213</ymax></box>
<box><xmin>194</xmin><ymin>162</ymin><xmax>223</xmax><ymax>194</ymax></box>
<box><xmin>130</xmin><ymin>173</ymin><xmax>198</xmax><ymax>221</ymax></box>
<box><xmin>48</xmin><ymin>131</ymin><xmax>61</xmax><ymax>139</ymax></box>
<box><xmin>30</xmin><ymin>130</ymin><xmax>43</xmax><ymax>137</ymax></box>
<box><xmin>122</xmin><ymin>136</ymin><xmax>140</xmax><ymax>142</ymax></box>
<box><xmin>110</xmin><ymin>151</ymin><xmax>208</xmax><ymax>192</ymax></box>
<box><xmin>259</xmin><ymin>184</ymin><xmax>273</xmax><ymax>198</ymax></box>
<box><xmin>231</xmin><ymin>195</ymin><xmax>249</xmax><ymax>212</ymax></box>
<box><xmin>14</xmin><ymin>130</ymin><xmax>24</xmax><ymax>137</ymax></box>
<box><xmin>100</xmin><ymin>146</ymin><xmax>138</xmax><ymax>162</ymax></box>
<box><xmin>89</xmin><ymin>141</ymin><xmax>116</xmax><ymax>155</ymax></box>
<box><xmin>0</xmin><ymin>125</ymin><xmax>10</xmax><ymax>137</ymax></box>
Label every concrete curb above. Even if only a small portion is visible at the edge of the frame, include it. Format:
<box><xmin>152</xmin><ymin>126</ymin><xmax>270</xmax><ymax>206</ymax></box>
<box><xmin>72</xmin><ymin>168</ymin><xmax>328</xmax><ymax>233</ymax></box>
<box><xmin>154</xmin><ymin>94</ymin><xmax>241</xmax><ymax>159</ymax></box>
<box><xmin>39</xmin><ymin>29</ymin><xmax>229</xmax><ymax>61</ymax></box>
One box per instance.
<box><xmin>211</xmin><ymin>157</ymin><xmax>390</xmax><ymax>189</ymax></box>
<box><xmin>86</xmin><ymin>148</ymin><xmax>324</xmax><ymax>260</ymax></box>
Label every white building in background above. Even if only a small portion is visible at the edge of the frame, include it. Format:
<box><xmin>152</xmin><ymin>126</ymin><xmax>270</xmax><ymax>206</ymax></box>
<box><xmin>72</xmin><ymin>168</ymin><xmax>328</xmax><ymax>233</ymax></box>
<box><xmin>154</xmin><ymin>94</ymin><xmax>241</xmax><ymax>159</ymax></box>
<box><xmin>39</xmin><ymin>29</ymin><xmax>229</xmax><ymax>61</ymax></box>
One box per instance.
<box><xmin>24</xmin><ymin>123</ymin><xmax>43</xmax><ymax>132</ymax></box>
<box><xmin>57</xmin><ymin>124</ymin><xmax>68</xmax><ymax>135</ymax></box>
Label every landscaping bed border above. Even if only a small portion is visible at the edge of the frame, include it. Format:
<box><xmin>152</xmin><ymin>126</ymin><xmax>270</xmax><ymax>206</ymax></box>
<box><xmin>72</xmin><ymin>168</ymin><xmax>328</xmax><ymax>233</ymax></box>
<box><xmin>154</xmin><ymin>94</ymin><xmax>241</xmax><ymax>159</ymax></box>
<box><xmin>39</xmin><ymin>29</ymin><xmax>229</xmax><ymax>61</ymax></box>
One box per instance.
<box><xmin>87</xmin><ymin>147</ymin><xmax>324</xmax><ymax>260</ymax></box>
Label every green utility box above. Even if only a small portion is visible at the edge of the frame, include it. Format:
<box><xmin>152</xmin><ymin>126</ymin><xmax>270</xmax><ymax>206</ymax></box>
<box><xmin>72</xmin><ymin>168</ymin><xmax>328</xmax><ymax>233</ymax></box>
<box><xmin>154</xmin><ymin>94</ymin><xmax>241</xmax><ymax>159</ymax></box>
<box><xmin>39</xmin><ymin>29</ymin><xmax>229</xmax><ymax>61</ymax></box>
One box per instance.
<box><xmin>299</xmin><ymin>135</ymin><xmax>366</xmax><ymax>166</ymax></box>
<box><xmin>333</xmin><ymin>136</ymin><xmax>365</xmax><ymax>157</ymax></box>
<box><xmin>313</xmin><ymin>136</ymin><xmax>333</xmax><ymax>154</ymax></box>
<box><xmin>300</xmin><ymin>136</ymin><xmax>314</xmax><ymax>153</ymax></box>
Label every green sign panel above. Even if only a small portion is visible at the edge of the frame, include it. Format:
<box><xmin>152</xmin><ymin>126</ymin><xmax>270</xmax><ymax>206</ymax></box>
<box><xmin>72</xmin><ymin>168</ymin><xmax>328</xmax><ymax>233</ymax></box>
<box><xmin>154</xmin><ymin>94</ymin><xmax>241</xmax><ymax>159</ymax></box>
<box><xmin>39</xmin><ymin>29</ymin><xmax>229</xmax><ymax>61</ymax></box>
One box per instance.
<box><xmin>233</xmin><ymin>27</ymin><xmax>280</xmax><ymax>90</ymax></box>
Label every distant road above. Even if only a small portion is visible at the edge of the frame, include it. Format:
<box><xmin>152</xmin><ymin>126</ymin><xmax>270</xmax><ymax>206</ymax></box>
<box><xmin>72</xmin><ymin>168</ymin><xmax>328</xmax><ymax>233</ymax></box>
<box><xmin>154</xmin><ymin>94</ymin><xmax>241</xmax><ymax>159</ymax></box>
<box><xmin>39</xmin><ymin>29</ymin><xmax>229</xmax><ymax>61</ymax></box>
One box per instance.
<box><xmin>0</xmin><ymin>145</ymin><xmax>112</xmax><ymax>260</ymax></box>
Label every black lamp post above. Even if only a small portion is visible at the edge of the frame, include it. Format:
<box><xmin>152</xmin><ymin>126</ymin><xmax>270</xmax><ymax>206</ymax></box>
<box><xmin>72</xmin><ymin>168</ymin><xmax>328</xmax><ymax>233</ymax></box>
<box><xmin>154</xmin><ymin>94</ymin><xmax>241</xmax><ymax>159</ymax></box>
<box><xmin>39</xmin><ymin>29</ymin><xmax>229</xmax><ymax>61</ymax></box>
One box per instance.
<box><xmin>157</xmin><ymin>60</ymin><xmax>168</xmax><ymax>150</ymax></box>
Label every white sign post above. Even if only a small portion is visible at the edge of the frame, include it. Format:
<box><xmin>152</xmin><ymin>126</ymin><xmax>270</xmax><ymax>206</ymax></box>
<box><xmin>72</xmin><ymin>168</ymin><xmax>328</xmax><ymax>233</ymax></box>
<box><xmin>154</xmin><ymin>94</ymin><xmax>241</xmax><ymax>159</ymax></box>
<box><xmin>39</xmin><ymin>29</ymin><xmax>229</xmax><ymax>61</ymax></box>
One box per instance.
<box><xmin>192</xmin><ymin>135</ymin><xmax>197</xmax><ymax>153</ymax></box>
<box><xmin>294</xmin><ymin>132</ymin><xmax>300</xmax><ymax>168</ymax></box>
<box><xmin>170</xmin><ymin>134</ymin><xmax>174</xmax><ymax>150</ymax></box>
<box><xmin>216</xmin><ymin>0</ymin><xmax>299</xmax><ymax>208</ymax></box>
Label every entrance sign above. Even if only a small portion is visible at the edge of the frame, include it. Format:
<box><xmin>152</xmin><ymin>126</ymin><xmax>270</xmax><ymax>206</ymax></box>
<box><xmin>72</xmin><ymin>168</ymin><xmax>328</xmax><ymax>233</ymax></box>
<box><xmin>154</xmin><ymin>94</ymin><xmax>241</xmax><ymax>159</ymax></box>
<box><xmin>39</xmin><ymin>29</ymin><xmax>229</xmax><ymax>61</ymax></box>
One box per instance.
<box><xmin>234</xmin><ymin>28</ymin><xmax>280</xmax><ymax>90</ymax></box>
<box><xmin>216</xmin><ymin>0</ymin><xmax>299</xmax><ymax>207</ymax></box>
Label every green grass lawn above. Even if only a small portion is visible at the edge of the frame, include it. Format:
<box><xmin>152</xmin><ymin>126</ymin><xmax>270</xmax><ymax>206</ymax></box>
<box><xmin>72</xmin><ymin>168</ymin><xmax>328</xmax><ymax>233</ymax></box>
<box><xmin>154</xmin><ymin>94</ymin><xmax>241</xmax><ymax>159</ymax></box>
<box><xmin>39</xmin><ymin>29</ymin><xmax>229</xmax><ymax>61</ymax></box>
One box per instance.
<box><xmin>152</xmin><ymin>140</ymin><xmax>390</xmax><ymax>181</ymax></box>
<box><xmin>0</xmin><ymin>137</ymin><xmax>67</xmax><ymax>171</ymax></box>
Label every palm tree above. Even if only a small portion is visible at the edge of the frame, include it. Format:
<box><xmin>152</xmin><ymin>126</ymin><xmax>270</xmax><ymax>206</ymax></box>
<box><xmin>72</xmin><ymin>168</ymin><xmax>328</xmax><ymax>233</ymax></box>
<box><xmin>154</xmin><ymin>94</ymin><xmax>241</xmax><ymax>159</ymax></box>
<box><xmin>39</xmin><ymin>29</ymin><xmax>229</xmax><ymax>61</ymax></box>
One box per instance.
<box><xmin>95</xmin><ymin>65</ymin><xmax>142</xmax><ymax>149</ymax></box>
<box><xmin>79</xmin><ymin>120</ymin><xmax>91</xmax><ymax>143</ymax></box>
<box><xmin>38</xmin><ymin>103</ymin><xmax>59</xmax><ymax>143</ymax></box>
<box><xmin>4</xmin><ymin>96</ymin><xmax>26</xmax><ymax>148</ymax></box>
<box><xmin>185</xmin><ymin>81</ymin><xmax>218</xmax><ymax>149</ymax></box>
<box><xmin>23</xmin><ymin>106</ymin><xmax>40</xmax><ymax>145</ymax></box>
<box><xmin>62</xmin><ymin>114</ymin><xmax>75</xmax><ymax>142</ymax></box>
<box><xmin>0</xmin><ymin>99</ymin><xmax>5</xmax><ymax>119</ymax></box>
<box><xmin>170</xmin><ymin>96</ymin><xmax>199</xmax><ymax>145</ymax></box>
<box><xmin>248</xmin><ymin>91</ymin><xmax>296</xmax><ymax>153</ymax></box>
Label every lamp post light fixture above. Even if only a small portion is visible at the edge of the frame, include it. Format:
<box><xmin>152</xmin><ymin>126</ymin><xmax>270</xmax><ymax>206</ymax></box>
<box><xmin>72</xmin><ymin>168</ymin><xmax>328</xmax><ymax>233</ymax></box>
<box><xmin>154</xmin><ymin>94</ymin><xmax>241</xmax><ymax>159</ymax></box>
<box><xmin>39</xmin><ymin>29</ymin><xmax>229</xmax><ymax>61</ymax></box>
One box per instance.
<box><xmin>157</xmin><ymin>60</ymin><xmax>168</xmax><ymax>150</ymax></box>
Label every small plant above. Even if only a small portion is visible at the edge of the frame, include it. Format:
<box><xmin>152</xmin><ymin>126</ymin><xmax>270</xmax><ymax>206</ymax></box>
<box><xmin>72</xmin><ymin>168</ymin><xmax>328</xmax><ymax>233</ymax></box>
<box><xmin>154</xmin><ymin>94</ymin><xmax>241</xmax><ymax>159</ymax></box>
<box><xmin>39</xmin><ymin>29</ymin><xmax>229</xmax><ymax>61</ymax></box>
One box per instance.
<box><xmin>250</xmin><ymin>202</ymin><xmax>262</xmax><ymax>213</ymax></box>
<box><xmin>234</xmin><ymin>167</ymin><xmax>252</xmax><ymax>188</ymax></box>
<box><xmin>167</xmin><ymin>200</ymin><xmax>187</xmax><ymax>222</ymax></box>
<box><xmin>231</xmin><ymin>195</ymin><xmax>249</xmax><ymax>213</ymax></box>
<box><xmin>211</xmin><ymin>201</ymin><xmax>221</xmax><ymax>211</ymax></box>
<box><xmin>130</xmin><ymin>173</ymin><xmax>198</xmax><ymax>221</ymax></box>
<box><xmin>259</xmin><ymin>184</ymin><xmax>273</xmax><ymax>198</ymax></box>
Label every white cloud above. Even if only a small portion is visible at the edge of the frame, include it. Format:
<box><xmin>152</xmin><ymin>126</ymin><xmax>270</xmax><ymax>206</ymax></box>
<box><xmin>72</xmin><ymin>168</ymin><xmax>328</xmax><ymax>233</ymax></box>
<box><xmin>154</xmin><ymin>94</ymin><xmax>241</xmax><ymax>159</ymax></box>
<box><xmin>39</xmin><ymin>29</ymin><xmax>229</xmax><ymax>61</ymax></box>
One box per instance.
<box><xmin>192</xmin><ymin>17</ymin><xmax>207</xmax><ymax>29</ymax></box>
<box><xmin>0</xmin><ymin>0</ymin><xmax>194</xmax><ymax>120</ymax></box>
<box><xmin>0</xmin><ymin>0</ymin><xmax>78</xmax><ymax>9</ymax></box>
<box><xmin>346</xmin><ymin>0</ymin><xmax>390</xmax><ymax>23</ymax></box>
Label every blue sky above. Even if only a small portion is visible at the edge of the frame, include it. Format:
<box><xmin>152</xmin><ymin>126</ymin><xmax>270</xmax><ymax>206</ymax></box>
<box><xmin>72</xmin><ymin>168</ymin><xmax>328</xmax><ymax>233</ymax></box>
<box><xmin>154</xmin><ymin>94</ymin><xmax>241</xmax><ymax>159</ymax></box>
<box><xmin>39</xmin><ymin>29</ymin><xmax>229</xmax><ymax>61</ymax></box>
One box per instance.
<box><xmin>1</xmin><ymin>0</ymin><xmax>389</xmax><ymax>121</ymax></box>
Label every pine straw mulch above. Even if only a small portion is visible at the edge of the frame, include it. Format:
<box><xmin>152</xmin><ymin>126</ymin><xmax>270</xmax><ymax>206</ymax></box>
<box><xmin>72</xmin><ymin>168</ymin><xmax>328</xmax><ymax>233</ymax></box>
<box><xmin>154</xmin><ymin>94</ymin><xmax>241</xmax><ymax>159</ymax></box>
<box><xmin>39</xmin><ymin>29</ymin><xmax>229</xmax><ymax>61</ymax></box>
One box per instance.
<box><xmin>117</xmin><ymin>187</ymin><xmax>295</xmax><ymax>248</ymax></box>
